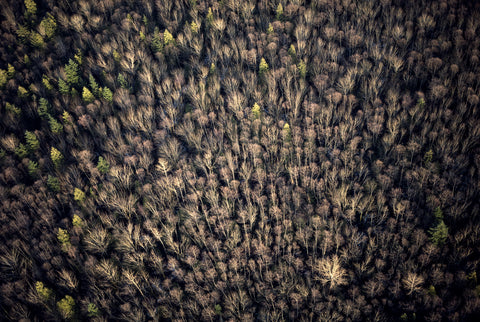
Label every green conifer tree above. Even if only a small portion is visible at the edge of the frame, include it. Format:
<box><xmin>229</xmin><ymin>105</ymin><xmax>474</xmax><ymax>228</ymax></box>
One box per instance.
<box><xmin>51</xmin><ymin>147</ymin><xmax>63</xmax><ymax>169</ymax></box>
<box><xmin>151</xmin><ymin>27</ymin><xmax>163</xmax><ymax>52</ymax></box>
<box><xmin>57</xmin><ymin>295</ymin><xmax>75</xmax><ymax>319</ymax></box>
<box><xmin>39</xmin><ymin>13</ymin><xmax>56</xmax><ymax>39</ymax></box>
<box><xmin>103</xmin><ymin>87</ymin><xmax>113</xmax><ymax>102</ymax></box>
<box><xmin>25</xmin><ymin>131</ymin><xmax>39</xmax><ymax>152</ymax></box>
<box><xmin>259</xmin><ymin>57</ymin><xmax>269</xmax><ymax>75</ymax></box>
<box><xmin>82</xmin><ymin>86</ymin><xmax>95</xmax><ymax>103</ymax></box>
<box><xmin>65</xmin><ymin>59</ymin><xmax>80</xmax><ymax>87</ymax></box>
<box><xmin>97</xmin><ymin>156</ymin><xmax>110</xmax><ymax>174</ymax></box>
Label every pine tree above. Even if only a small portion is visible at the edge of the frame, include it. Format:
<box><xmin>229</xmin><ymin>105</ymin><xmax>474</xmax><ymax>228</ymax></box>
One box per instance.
<box><xmin>7</xmin><ymin>64</ymin><xmax>15</xmax><ymax>78</ymax></box>
<box><xmin>0</xmin><ymin>69</ymin><xmax>7</xmax><ymax>87</ymax></box>
<box><xmin>97</xmin><ymin>156</ymin><xmax>110</xmax><ymax>174</ymax></box>
<box><xmin>103</xmin><ymin>87</ymin><xmax>113</xmax><ymax>102</ymax></box>
<box><xmin>259</xmin><ymin>58</ymin><xmax>269</xmax><ymax>75</ymax></box>
<box><xmin>298</xmin><ymin>60</ymin><xmax>307</xmax><ymax>78</ymax></box>
<box><xmin>65</xmin><ymin>59</ymin><xmax>80</xmax><ymax>87</ymax></box>
<box><xmin>57</xmin><ymin>228</ymin><xmax>71</xmax><ymax>249</ymax></box>
<box><xmin>57</xmin><ymin>295</ymin><xmax>75</xmax><ymax>319</ymax></box>
<box><xmin>58</xmin><ymin>78</ymin><xmax>70</xmax><ymax>95</ymax></box>
<box><xmin>25</xmin><ymin>131</ymin><xmax>39</xmax><ymax>152</ymax></box>
<box><xmin>82</xmin><ymin>86</ymin><xmax>95</xmax><ymax>103</ymax></box>
<box><xmin>39</xmin><ymin>13</ymin><xmax>56</xmax><ymax>39</ymax></box>
<box><xmin>24</xmin><ymin>0</ymin><xmax>37</xmax><ymax>18</ymax></box>
<box><xmin>51</xmin><ymin>147</ymin><xmax>63</xmax><ymax>169</ymax></box>
<box><xmin>47</xmin><ymin>175</ymin><xmax>60</xmax><ymax>192</ymax></box>
<box><xmin>164</xmin><ymin>29</ymin><xmax>175</xmax><ymax>46</ymax></box>
<box><xmin>28</xmin><ymin>160</ymin><xmax>39</xmax><ymax>177</ymax></box>
<box><xmin>29</xmin><ymin>32</ymin><xmax>45</xmax><ymax>48</ymax></box>
<box><xmin>190</xmin><ymin>21</ymin><xmax>199</xmax><ymax>34</ymax></box>
<box><xmin>152</xmin><ymin>27</ymin><xmax>163</xmax><ymax>52</ymax></box>
<box><xmin>48</xmin><ymin>115</ymin><xmax>63</xmax><ymax>134</ymax></box>
<box><xmin>283</xmin><ymin>122</ymin><xmax>292</xmax><ymax>141</ymax></box>
<box><xmin>74</xmin><ymin>188</ymin><xmax>86</xmax><ymax>203</ymax></box>
<box><xmin>251</xmin><ymin>103</ymin><xmax>261</xmax><ymax>119</ymax></box>
<box><xmin>38</xmin><ymin>98</ymin><xmax>50</xmax><ymax>117</ymax></box>
<box><xmin>89</xmin><ymin>74</ymin><xmax>99</xmax><ymax>96</ymax></box>
<box><xmin>276</xmin><ymin>3</ymin><xmax>284</xmax><ymax>21</ymax></box>
<box><xmin>35</xmin><ymin>282</ymin><xmax>52</xmax><ymax>301</ymax></box>
<box><xmin>429</xmin><ymin>220</ymin><xmax>448</xmax><ymax>246</ymax></box>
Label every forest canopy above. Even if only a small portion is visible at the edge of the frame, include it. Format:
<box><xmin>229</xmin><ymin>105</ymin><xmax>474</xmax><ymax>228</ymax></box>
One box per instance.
<box><xmin>0</xmin><ymin>0</ymin><xmax>480</xmax><ymax>321</ymax></box>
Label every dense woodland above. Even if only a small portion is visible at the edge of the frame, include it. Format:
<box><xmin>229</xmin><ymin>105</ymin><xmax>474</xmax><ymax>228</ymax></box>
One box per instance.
<box><xmin>1</xmin><ymin>0</ymin><xmax>480</xmax><ymax>320</ymax></box>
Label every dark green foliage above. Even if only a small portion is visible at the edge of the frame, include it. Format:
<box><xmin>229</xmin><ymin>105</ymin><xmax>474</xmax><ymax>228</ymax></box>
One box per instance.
<box><xmin>117</xmin><ymin>74</ymin><xmax>128</xmax><ymax>88</ymax></box>
<box><xmin>39</xmin><ymin>13</ymin><xmax>56</xmax><ymax>39</ymax></box>
<box><xmin>24</xmin><ymin>0</ymin><xmax>37</xmax><ymax>18</ymax></box>
<box><xmin>102</xmin><ymin>87</ymin><xmax>113</xmax><ymax>102</ymax></box>
<box><xmin>47</xmin><ymin>175</ymin><xmax>60</xmax><ymax>192</ymax></box>
<box><xmin>89</xmin><ymin>74</ymin><xmax>99</xmax><ymax>97</ymax></box>
<box><xmin>15</xmin><ymin>143</ymin><xmax>28</xmax><ymax>159</ymax></box>
<box><xmin>29</xmin><ymin>31</ymin><xmax>45</xmax><ymax>48</ymax></box>
<box><xmin>58</xmin><ymin>78</ymin><xmax>70</xmax><ymax>95</ymax></box>
<box><xmin>42</xmin><ymin>75</ymin><xmax>53</xmax><ymax>91</ymax></box>
<box><xmin>298</xmin><ymin>60</ymin><xmax>307</xmax><ymax>78</ymax></box>
<box><xmin>28</xmin><ymin>159</ymin><xmax>39</xmax><ymax>177</ymax></box>
<box><xmin>35</xmin><ymin>282</ymin><xmax>52</xmax><ymax>301</ymax></box>
<box><xmin>38</xmin><ymin>98</ymin><xmax>50</xmax><ymax>117</ymax></box>
<box><xmin>433</xmin><ymin>207</ymin><xmax>443</xmax><ymax>220</ymax></box>
<box><xmin>424</xmin><ymin>149</ymin><xmax>433</xmax><ymax>165</ymax></box>
<box><xmin>0</xmin><ymin>69</ymin><xmax>7</xmax><ymax>88</ymax></box>
<box><xmin>16</xmin><ymin>25</ymin><xmax>31</xmax><ymax>43</ymax></box>
<box><xmin>6</xmin><ymin>102</ymin><xmax>21</xmax><ymax>115</ymax></box>
<box><xmin>25</xmin><ymin>131</ymin><xmax>39</xmax><ymax>152</ymax></box>
<box><xmin>17</xmin><ymin>86</ymin><xmax>29</xmax><ymax>98</ymax></box>
<box><xmin>152</xmin><ymin>27</ymin><xmax>162</xmax><ymax>52</ymax></box>
<box><xmin>7</xmin><ymin>64</ymin><xmax>15</xmax><ymax>79</ymax></box>
<box><xmin>97</xmin><ymin>156</ymin><xmax>109</xmax><ymax>174</ymax></box>
<box><xmin>87</xmin><ymin>303</ymin><xmax>99</xmax><ymax>317</ymax></box>
<box><xmin>65</xmin><ymin>59</ymin><xmax>80</xmax><ymax>87</ymax></box>
<box><xmin>57</xmin><ymin>295</ymin><xmax>75</xmax><ymax>319</ymax></box>
<box><xmin>50</xmin><ymin>147</ymin><xmax>63</xmax><ymax>169</ymax></box>
<box><xmin>48</xmin><ymin>115</ymin><xmax>63</xmax><ymax>134</ymax></box>
<box><xmin>429</xmin><ymin>220</ymin><xmax>448</xmax><ymax>246</ymax></box>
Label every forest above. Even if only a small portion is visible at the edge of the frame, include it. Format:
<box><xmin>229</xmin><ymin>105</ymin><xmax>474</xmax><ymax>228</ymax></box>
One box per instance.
<box><xmin>0</xmin><ymin>0</ymin><xmax>479</xmax><ymax>320</ymax></box>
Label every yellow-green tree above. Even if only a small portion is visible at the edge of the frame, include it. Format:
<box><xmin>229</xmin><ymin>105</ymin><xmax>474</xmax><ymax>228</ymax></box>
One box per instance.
<box><xmin>0</xmin><ymin>69</ymin><xmax>7</xmax><ymax>87</ymax></box>
<box><xmin>251</xmin><ymin>103</ymin><xmax>261</xmax><ymax>119</ymax></box>
<box><xmin>57</xmin><ymin>295</ymin><xmax>75</xmax><ymax>319</ymax></box>
<box><xmin>51</xmin><ymin>147</ymin><xmax>63</xmax><ymax>169</ymax></box>
<box><xmin>39</xmin><ymin>13</ymin><xmax>56</xmax><ymax>39</ymax></box>
<box><xmin>35</xmin><ymin>281</ymin><xmax>52</xmax><ymax>301</ymax></box>
<box><xmin>259</xmin><ymin>58</ymin><xmax>269</xmax><ymax>75</ymax></box>
<box><xmin>24</xmin><ymin>0</ymin><xmax>37</xmax><ymax>18</ymax></box>
<box><xmin>164</xmin><ymin>29</ymin><xmax>175</xmax><ymax>46</ymax></box>
<box><xmin>74</xmin><ymin>188</ymin><xmax>86</xmax><ymax>203</ymax></box>
<box><xmin>82</xmin><ymin>86</ymin><xmax>95</xmax><ymax>103</ymax></box>
<box><xmin>57</xmin><ymin>228</ymin><xmax>71</xmax><ymax>251</ymax></box>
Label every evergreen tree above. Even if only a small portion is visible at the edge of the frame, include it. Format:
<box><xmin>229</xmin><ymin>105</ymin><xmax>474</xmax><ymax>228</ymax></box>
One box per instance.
<box><xmin>57</xmin><ymin>295</ymin><xmax>75</xmax><ymax>319</ymax></box>
<box><xmin>103</xmin><ymin>87</ymin><xmax>113</xmax><ymax>102</ymax></box>
<box><xmin>82</xmin><ymin>86</ymin><xmax>95</xmax><ymax>103</ymax></box>
<box><xmin>259</xmin><ymin>58</ymin><xmax>269</xmax><ymax>75</ymax></box>
<box><xmin>97</xmin><ymin>156</ymin><xmax>110</xmax><ymax>174</ymax></box>
<box><xmin>65</xmin><ymin>59</ymin><xmax>80</xmax><ymax>87</ymax></box>
<box><xmin>25</xmin><ymin>131</ymin><xmax>39</xmax><ymax>152</ymax></box>
<box><xmin>429</xmin><ymin>220</ymin><xmax>448</xmax><ymax>246</ymax></box>
<box><xmin>51</xmin><ymin>147</ymin><xmax>63</xmax><ymax>169</ymax></box>
<box><xmin>151</xmin><ymin>27</ymin><xmax>163</xmax><ymax>52</ymax></box>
